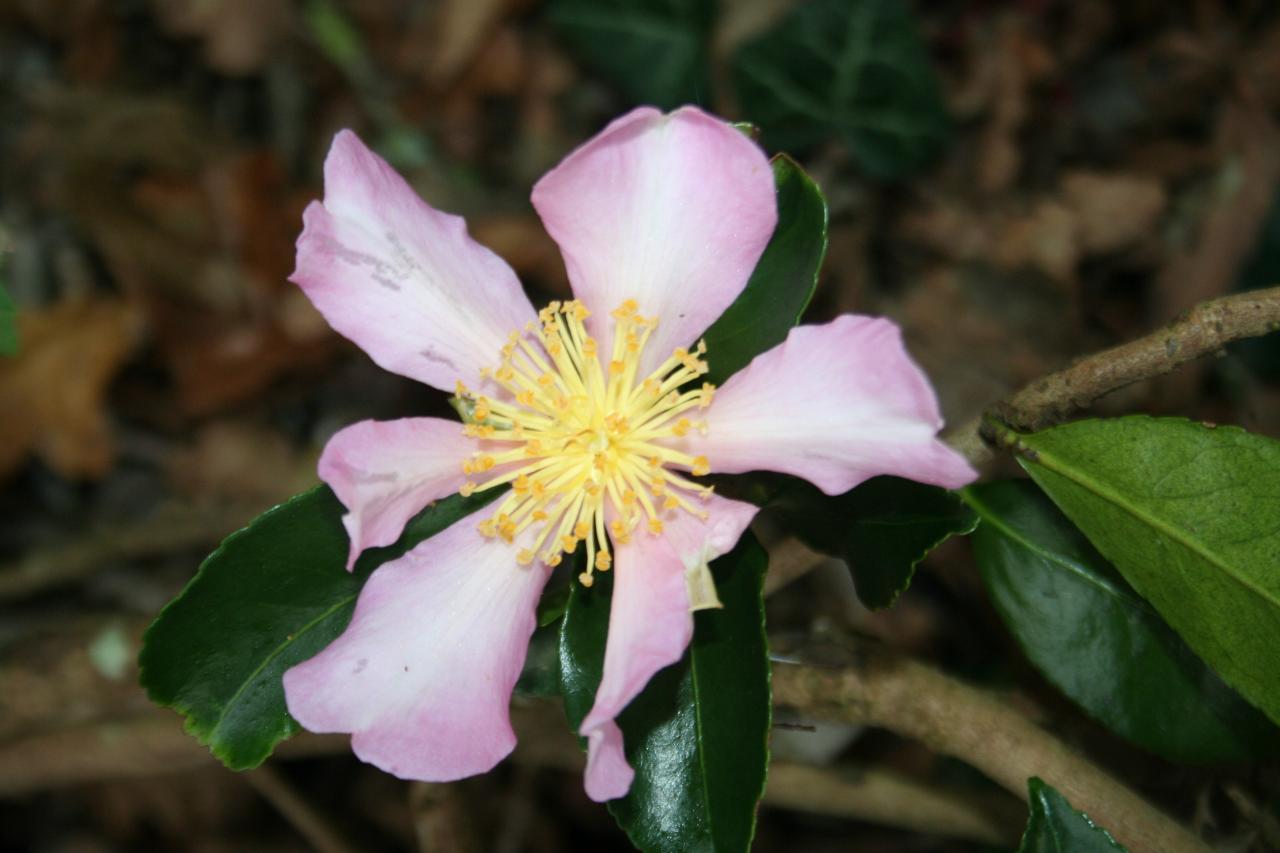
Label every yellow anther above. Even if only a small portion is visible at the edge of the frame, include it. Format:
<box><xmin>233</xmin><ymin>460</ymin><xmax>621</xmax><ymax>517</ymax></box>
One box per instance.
<box><xmin>578</xmin><ymin>571</ymin><xmax>594</xmax><ymax>587</ymax></box>
<box><xmin>461</xmin><ymin>298</ymin><xmax>721</xmax><ymax>564</ymax></box>
<box><xmin>460</xmin><ymin>482</ymin><xmax>478</xmax><ymax>497</ymax></box>
<box><xmin>692</xmin><ymin>456</ymin><xmax>710</xmax><ymax>477</ymax></box>
<box><xmin>698</xmin><ymin>382</ymin><xmax>716</xmax><ymax>407</ymax></box>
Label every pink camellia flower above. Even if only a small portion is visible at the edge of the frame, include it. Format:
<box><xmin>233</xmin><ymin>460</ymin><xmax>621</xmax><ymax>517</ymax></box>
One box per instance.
<box><xmin>281</xmin><ymin>106</ymin><xmax>976</xmax><ymax>802</ymax></box>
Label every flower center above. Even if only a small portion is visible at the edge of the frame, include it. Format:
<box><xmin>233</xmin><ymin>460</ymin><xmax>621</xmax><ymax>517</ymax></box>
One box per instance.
<box><xmin>454</xmin><ymin>300</ymin><xmax>715</xmax><ymax>587</ymax></box>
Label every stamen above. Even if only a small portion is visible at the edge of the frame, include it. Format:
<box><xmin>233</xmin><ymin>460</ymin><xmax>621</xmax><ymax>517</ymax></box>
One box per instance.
<box><xmin>460</xmin><ymin>299</ymin><xmax>716</xmax><ymax>584</ymax></box>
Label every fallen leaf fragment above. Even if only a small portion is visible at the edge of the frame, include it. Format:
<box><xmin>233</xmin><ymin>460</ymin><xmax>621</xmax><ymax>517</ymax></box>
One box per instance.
<box><xmin>0</xmin><ymin>297</ymin><xmax>141</xmax><ymax>480</ymax></box>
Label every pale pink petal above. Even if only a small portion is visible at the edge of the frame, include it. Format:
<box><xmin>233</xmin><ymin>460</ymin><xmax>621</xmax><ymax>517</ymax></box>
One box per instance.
<box><xmin>292</xmin><ymin>130</ymin><xmax>537</xmax><ymax>391</ymax></box>
<box><xmin>531</xmin><ymin>107</ymin><xmax>777</xmax><ymax>374</ymax></box>
<box><xmin>319</xmin><ymin>417</ymin><xmax>477</xmax><ymax>571</ymax></box>
<box><xmin>580</xmin><ymin>495</ymin><xmax>757</xmax><ymax>802</ymax></box>
<box><xmin>283</xmin><ymin>511</ymin><xmax>550</xmax><ymax>782</ymax></box>
<box><xmin>683</xmin><ymin>316</ymin><xmax>977</xmax><ymax>495</ymax></box>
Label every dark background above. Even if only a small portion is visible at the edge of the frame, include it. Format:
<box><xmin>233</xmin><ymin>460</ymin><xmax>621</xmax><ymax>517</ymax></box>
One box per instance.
<box><xmin>1</xmin><ymin>0</ymin><xmax>1278</xmax><ymax>850</ymax></box>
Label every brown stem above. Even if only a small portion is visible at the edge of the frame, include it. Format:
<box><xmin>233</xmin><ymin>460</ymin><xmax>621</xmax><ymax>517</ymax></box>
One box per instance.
<box><xmin>773</xmin><ymin>647</ymin><xmax>1210</xmax><ymax>853</ymax></box>
<box><xmin>947</xmin><ymin>285</ymin><xmax>1280</xmax><ymax>465</ymax></box>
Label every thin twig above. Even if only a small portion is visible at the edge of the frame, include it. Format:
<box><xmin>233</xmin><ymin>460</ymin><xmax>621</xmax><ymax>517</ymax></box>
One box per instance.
<box><xmin>772</xmin><ymin>644</ymin><xmax>1210</xmax><ymax>853</ymax></box>
<box><xmin>946</xmin><ymin>286</ymin><xmax>1280</xmax><ymax>466</ymax></box>
<box><xmin>764</xmin><ymin>763</ymin><xmax>1023</xmax><ymax>846</ymax></box>
<box><xmin>245</xmin><ymin>764</ymin><xmax>359</xmax><ymax>853</ymax></box>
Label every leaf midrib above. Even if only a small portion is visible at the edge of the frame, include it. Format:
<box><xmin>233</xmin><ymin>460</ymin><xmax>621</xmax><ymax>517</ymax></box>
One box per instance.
<box><xmin>963</xmin><ymin>488</ymin><xmax>1144</xmax><ymax>612</ymax></box>
<box><xmin>1026</xmin><ymin>442</ymin><xmax>1280</xmax><ymax>610</ymax></box>
<box><xmin>204</xmin><ymin>591</ymin><xmax>358</xmax><ymax>745</ymax></box>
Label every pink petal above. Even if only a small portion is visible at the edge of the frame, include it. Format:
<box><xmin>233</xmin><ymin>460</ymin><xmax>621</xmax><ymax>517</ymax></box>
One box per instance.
<box><xmin>292</xmin><ymin>130</ymin><xmax>537</xmax><ymax>391</ymax></box>
<box><xmin>319</xmin><ymin>417</ymin><xmax>475</xmax><ymax>571</ymax></box>
<box><xmin>580</xmin><ymin>495</ymin><xmax>757</xmax><ymax>802</ymax></box>
<box><xmin>531</xmin><ymin>107</ymin><xmax>777</xmax><ymax>374</ymax></box>
<box><xmin>283</xmin><ymin>510</ymin><xmax>551</xmax><ymax>782</ymax></box>
<box><xmin>685</xmin><ymin>316</ymin><xmax>977</xmax><ymax>495</ymax></box>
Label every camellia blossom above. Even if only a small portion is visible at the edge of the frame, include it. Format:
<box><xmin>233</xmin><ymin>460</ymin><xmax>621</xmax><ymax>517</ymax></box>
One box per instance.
<box><xmin>281</xmin><ymin>106</ymin><xmax>976</xmax><ymax>802</ymax></box>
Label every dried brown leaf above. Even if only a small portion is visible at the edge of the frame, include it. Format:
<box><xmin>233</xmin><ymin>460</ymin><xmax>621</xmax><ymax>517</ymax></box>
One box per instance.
<box><xmin>0</xmin><ymin>297</ymin><xmax>141</xmax><ymax>480</ymax></box>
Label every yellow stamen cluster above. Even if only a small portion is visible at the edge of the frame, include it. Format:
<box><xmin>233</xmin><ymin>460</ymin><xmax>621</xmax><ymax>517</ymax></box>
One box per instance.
<box><xmin>456</xmin><ymin>300</ymin><xmax>715</xmax><ymax>586</ymax></box>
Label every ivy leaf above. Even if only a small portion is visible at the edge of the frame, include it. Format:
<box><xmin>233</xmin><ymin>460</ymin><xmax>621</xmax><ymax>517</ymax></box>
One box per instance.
<box><xmin>732</xmin><ymin>0</ymin><xmax>950</xmax><ymax>179</ymax></box>
<box><xmin>769</xmin><ymin>475</ymin><xmax>977</xmax><ymax>608</ymax></box>
<box><xmin>701</xmin><ymin>154</ymin><xmax>829</xmax><ymax>387</ymax></box>
<box><xmin>1011</xmin><ymin>416</ymin><xmax>1280</xmax><ymax>726</ymax></box>
<box><xmin>1019</xmin><ymin>778</ymin><xmax>1128</xmax><ymax>852</ymax></box>
<box><xmin>140</xmin><ymin>486</ymin><xmax>501</xmax><ymax>769</ymax></box>
<box><xmin>548</xmin><ymin>0</ymin><xmax>715</xmax><ymax>109</ymax></box>
<box><xmin>559</xmin><ymin>534</ymin><xmax>771</xmax><ymax>852</ymax></box>
<box><xmin>966</xmin><ymin>480</ymin><xmax>1280</xmax><ymax>764</ymax></box>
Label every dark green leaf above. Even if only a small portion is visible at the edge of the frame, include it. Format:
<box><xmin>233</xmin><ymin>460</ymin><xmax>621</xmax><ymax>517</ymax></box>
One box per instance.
<box><xmin>1019</xmin><ymin>778</ymin><xmax>1127</xmax><ymax>852</ymax></box>
<box><xmin>1011</xmin><ymin>416</ymin><xmax>1280</xmax><ymax>726</ymax></box>
<box><xmin>732</xmin><ymin>0</ymin><xmax>950</xmax><ymax>179</ymax></box>
<box><xmin>559</xmin><ymin>534</ymin><xmax>771</xmax><ymax>852</ymax></box>
<box><xmin>548</xmin><ymin>0</ymin><xmax>715</xmax><ymax>109</ymax></box>
<box><xmin>0</xmin><ymin>257</ymin><xmax>16</xmax><ymax>357</ymax></box>
<box><xmin>140</xmin><ymin>486</ymin><xmax>501</xmax><ymax>769</ymax></box>
<box><xmin>769</xmin><ymin>475</ymin><xmax>977</xmax><ymax>608</ymax></box>
<box><xmin>515</xmin><ymin>622</ymin><xmax>563</xmax><ymax>698</ymax></box>
<box><xmin>966</xmin><ymin>480</ymin><xmax>1280</xmax><ymax>764</ymax></box>
<box><xmin>701</xmin><ymin>155</ymin><xmax>828</xmax><ymax>386</ymax></box>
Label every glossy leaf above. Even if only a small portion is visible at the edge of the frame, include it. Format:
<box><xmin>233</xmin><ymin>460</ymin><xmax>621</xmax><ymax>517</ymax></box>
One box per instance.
<box><xmin>140</xmin><ymin>486</ymin><xmax>501</xmax><ymax>769</ymax></box>
<box><xmin>967</xmin><ymin>480</ymin><xmax>1280</xmax><ymax>764</ymax></box>
<box><xmin>701</xmin><ymin>155</ymin><xmax>829</xmax><ymax>386</ymax></box>
<box><xmin>769</xmin><ymin>475</ymin><xmax>977</xmax><ymax>608</ymax></box>
<box><xmin>732</xmin><ymin>0</ymin><xmax>950</xmax><ymax>179</ymax></box>
<box><xmin>548</xmin><ymin>0</ymin><xmax>714</xmax><ymax>109</ymax></box>
<box><xmin>1018</xmin><ymin>778</ymin><xmax>1127</xmax><ymax>852</ymax></box>
<box><xmin>559</xmin><ymin>534</ymin><xmax>771</xmax><ymax>852</ymax></box>
<box><xmin>0</xmin><ymin>258</ymin><xmax>15</xmax><ymax>356</ymax></box>
<box><xmin>1012</xmin><ymin>416</ymin><xmax>1280</xmax><ymax>726</ymax></box>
